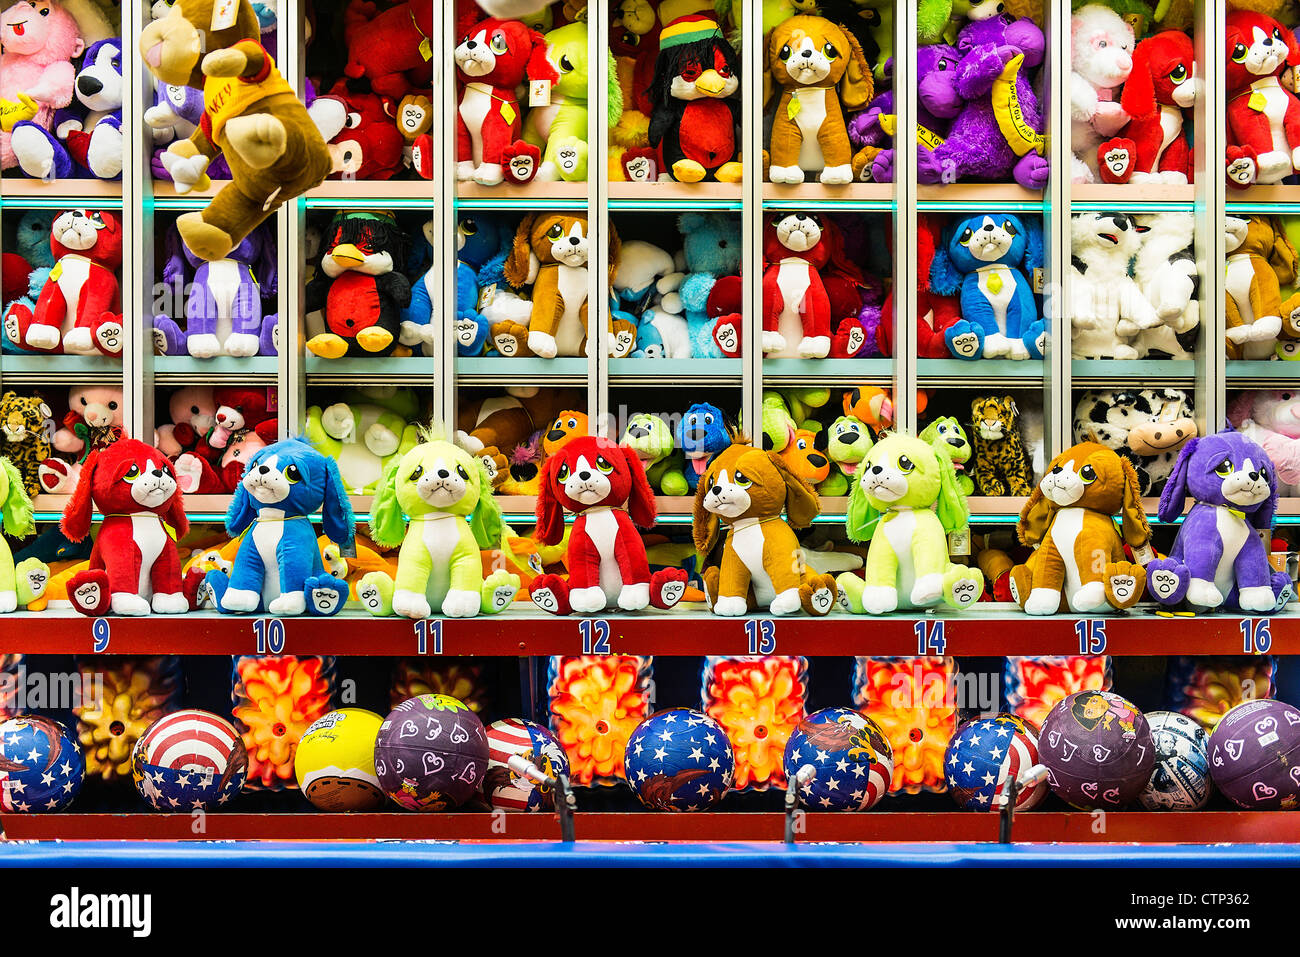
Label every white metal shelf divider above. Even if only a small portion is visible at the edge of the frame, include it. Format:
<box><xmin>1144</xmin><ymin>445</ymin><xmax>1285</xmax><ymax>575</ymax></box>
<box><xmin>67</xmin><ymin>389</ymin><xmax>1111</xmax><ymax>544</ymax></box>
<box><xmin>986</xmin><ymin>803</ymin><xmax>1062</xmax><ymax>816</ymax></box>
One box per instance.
<box><xmin>742</xmin><ymin>0</ymin><xmax>763</xmax><ymax>436</ymax></box>
<box><xmin>1046</xmin><ymin>0</ymin><xmax>1071</xmax><ymax>453</ymax></box>
<box><xmin>123</xmin><ymin>0</ymin><xmax>151</xmax><ymax>440</ymax></box>
<box><xmin>893</xmin><ymin>0</ymin><xmax>917</xmax><ymax>434</ymax></box>
<box><xmin>1195</xmin><ymin>0</ymin><xmax>1227</xmax><ymax>435</ymax></box>
<box><xmin>589</xmin><ymin>0</ymin><xmax>611</xmax><ymax>438</ymax></box>
<box><xmin>435</xmin><ymin>0</ymin><xmax>458</xmax><ymax>428</ymax></box>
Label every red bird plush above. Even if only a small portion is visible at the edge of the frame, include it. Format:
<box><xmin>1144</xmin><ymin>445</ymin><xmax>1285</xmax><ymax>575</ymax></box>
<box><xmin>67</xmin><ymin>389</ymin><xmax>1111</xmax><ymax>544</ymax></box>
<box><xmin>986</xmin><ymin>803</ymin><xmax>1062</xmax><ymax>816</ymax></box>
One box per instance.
<box><xmin>762</xmin><ymin>213</ymin><xmax>863</xmax><ymax>359</ymax></box>
<box><xmin>1224</xmin><ymin>10</ymin><xmax>1300</xmax><ymax>188</ymax></box>
<box><xmin>322</xmin><ymin>82</ymin><xmax>406</xmax><ymax>181</ymax></box>
<box><xmin>343</xmin><ymin>0</ymin><xmax>435</xmax><ymax>100</ymax></box>
<box><xmin>453</xmin><ymin>17</ymin><xmax>554</xmax><ymax>186</ymax></box>
<box><xmin>1097</xmin><ymin>31</ymin><xmax>1196</xmax><ymax>185</ymax></box>
<box><xmin>529</xmin><ymin>435</ymin><xmax>687</xmax><ymax>616</ymax></box>
<box><xmin>3</xmin><ymin>209</ymin><xmax>123</xmax><ymax>357</ymax></box>
<box><xmin>61</xmin><ymin>438</ymin><xmax>190</xmax><ymax>617</ymax></box>
<box><xmin>878</xmin><ymin>214</ymin><xmax>963</xmax><ymax>358</ymax></box>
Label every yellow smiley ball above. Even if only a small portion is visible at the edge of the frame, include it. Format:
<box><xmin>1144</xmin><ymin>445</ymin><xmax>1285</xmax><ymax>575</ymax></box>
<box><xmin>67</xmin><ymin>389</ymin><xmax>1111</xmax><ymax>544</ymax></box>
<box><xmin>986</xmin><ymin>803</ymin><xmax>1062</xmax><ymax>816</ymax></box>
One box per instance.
<box><xmin>294</xmin><ymin>708</ymin><xmax>385</xmax><ymax>811</ymax></box>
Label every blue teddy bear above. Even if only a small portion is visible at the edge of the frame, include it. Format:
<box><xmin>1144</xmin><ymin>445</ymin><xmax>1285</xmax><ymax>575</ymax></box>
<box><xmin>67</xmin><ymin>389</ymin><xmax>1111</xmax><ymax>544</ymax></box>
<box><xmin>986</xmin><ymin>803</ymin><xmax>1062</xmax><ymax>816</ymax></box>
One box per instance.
<box><xmin>929</xmin><ymin>213</ymin><xmax>1045</xmax><ymax>361</ymax></box>
<box><xmin>677</xmin><ymin>402</ymin><xmax>731</xmax><ymax>493</ymax></box>
<box><xmin>666</xmin><ymin>213</ymin><xmax>742</xmax><ymax>359</ymax></box>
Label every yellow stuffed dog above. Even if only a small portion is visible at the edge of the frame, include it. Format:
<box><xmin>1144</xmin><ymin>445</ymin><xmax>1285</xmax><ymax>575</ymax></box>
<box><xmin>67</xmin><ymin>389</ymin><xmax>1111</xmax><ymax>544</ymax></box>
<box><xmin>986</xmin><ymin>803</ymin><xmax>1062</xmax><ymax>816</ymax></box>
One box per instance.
<box><xmin>693</xmin><ymin>439</ymin><xmax>836</xmax><ymax>616</ymax></box>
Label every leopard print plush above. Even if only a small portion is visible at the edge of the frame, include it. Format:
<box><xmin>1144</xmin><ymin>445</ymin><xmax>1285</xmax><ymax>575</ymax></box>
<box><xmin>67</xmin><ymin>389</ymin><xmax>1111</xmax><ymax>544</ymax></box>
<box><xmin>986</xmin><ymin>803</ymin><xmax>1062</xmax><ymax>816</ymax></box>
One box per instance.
<box><xmin>1</xmin><ymin>391</ymin><xmax>53</xmax><ymax>498</ymax></box>
<box><xmin>970</xmin><ymin>396</ymin><xmax>1031</xmax><ymax>496</ymax></box>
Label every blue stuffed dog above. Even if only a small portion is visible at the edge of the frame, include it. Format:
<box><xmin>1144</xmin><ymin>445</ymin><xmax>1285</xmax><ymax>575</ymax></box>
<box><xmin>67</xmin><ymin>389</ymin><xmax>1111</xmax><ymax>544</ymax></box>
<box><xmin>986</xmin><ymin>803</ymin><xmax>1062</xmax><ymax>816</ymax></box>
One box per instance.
<box><xmin>204</xmin><ymin>439</ymin><xmax>353</xmax><ymax>616</ymax></box>
<box><xmin>1146</xmin><ymin>430</ymin><xmax>1293</xmax><ymax>614</ymax></box>
<box><xmin>677</xmin><ymin>402</ymin><xmax>731</xmax><ymax>493</ymax></box>
<box><xmin>929</xmin><ymin>214</ymin><xmax>1045</xmax><ymax>361</ymax></box>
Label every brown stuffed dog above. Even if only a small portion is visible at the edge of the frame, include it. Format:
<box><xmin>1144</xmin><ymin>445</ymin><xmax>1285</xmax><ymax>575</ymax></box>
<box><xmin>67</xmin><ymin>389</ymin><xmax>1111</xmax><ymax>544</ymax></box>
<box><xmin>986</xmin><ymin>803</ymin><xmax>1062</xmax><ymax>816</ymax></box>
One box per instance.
<box><xmin>1010</xmin><ymin>441</ymin><xmax>1151</xmax><ymax>616</ymax></box>
<box><xmin>498</xmin><ymin>213</ymin><xmax>628</xmax><ymax>359</ymax></box>
<box><xmin>693</xmin><ymin>439</ymin><xmax>836</xmax><ymax>616</ymax></box>
<box><xmin>1224</xmin><ymin>214</ymin><xmax>1300</xmax><ymax>359</ymax></box>
<box><xmin>140</xmin><ymin>0</ymin><xmax>331</xmax><ymax>262</ymax></box>
<box><xmin>764</xmin><ymin>14</ymin><xmax>873</xmax><ymax>186</ymax></box>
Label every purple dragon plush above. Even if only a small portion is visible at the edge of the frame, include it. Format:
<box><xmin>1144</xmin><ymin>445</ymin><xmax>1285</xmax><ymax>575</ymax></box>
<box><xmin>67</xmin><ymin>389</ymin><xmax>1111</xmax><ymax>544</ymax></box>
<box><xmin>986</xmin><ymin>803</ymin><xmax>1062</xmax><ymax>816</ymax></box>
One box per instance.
<box><xmin>153</xmin><ymin>222</ymin><xmax>279</xmax><ymax>358</ymax></box>
<box><xmin>912</xmin><ymin>14</ymin><xmax>1049</xmax><ymax>190</ymax></box>
<box><xmin>1146</xmin><ymin>430</ymin><xmax>1294</xmax><ymax>613</ymax></box>
<box><xmin>849</xmin><ymin>47</ymin><xmax>964</xmax><ymax>184</ymax></box>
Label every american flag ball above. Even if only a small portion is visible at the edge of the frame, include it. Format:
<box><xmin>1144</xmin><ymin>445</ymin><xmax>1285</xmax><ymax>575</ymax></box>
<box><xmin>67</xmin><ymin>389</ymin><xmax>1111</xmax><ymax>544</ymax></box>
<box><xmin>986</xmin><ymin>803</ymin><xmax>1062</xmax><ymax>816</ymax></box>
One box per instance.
<box><xmin>374</xmin><ymin>694</ymin><xmax>488</xmax><ymax>811</ymax></box>
<box><xmin>1138</xmin><ymin>710</ymin><xmax>1213</xmax><ymax>811</ymax></box>
<box><xmin>485</xmin><ymin>718</ymin><xmax>570</xmax><ymax>812</ymax></box>
<box><xmin>1039</xmin><ymin>691</ymin><xmax>1154</xmax><ymax>809</ymax></box>
<box><xmin>944</xmin><ymin>714</ymin><xmax>1047</xmax><ymax>811</ymax></box>
<box><xmin>624</xmin><ymin>709</ymin><xmax>734</xmax><ymax>811</ymax></box>
<box><xmin>0</xmin><ymin>715</ymin><xmax>83</xmax><ymax>813</ymax></box>
<box><xmin>1208</xmin><ymin>699</ymin><xmax>1300</xmax><ymax>810</ymax></box>
<box><xmin>782</xmin><ymin>707</ymin><xmax>893</xmax><ymax>811</ymax></box>
<box><xmin>131</xmin><ymin>709</ymin><xmax>247</xmax><ymax>812</ymax></box>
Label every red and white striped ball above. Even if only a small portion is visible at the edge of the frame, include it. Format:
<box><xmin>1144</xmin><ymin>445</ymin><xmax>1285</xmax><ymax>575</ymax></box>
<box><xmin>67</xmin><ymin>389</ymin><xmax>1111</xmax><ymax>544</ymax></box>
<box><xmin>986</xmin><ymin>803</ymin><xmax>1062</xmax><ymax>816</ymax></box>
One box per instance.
<box><xmin>132</xmin><ymin>710</ymin><xmax>248</xmax><ymax>812</ymax></box>
<box><xmin>484</xmin><ymin>718</ymin><xmax>570</xmax><ymax>812</ymax></box>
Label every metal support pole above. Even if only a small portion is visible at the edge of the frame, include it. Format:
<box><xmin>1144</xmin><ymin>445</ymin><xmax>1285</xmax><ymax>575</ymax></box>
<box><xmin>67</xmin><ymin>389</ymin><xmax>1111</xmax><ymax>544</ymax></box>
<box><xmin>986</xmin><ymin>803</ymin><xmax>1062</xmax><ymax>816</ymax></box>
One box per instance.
<box><xmin>278</xmin><ymin>2</ymin><xmax>305</xmax><ymax>438</ymax></box>
<box><xmin>1195</xmin><ymin>0</ymin><xmax>1225</xmax><ymax>435</ymax></box>
<box><xmin>893</xmin><ymin>0</ymin><xmax>918</xmax><ymax>434</ymax></box>
<box><xmin>435</xmin><ymin>0</ymin><xmax>458</xmax><ymax>428</ymax></box>
<box><xmin>741</xmin><ymin>0</ymin><xmax>763</xmax><ymax>439</ymax></box>
<box><xmin>589</xmin><ymin>3</ymin><xmax>611</xmax><ymax>437</ymax></box>
<box><xmin>124</xmin><ymin>0</ymin><xmax>153</xmax><ymax>441</ymax></box>
<box><xmin>1045</xmin><ymin>0</ymin><xmax>1073</xmax><ymax>458</ymax></box>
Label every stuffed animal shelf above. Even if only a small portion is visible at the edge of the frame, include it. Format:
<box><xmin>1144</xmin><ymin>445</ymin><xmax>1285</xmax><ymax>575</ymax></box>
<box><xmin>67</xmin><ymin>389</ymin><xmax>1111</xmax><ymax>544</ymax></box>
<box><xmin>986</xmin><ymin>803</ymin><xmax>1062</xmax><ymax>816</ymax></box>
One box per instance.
<box><xmin>529</xmin><ymin>435</ymin><xmax>687</xmax><ymax>615</ymax></box>
<box><xmin>200</xmin><ymin>438</ymin><xmax>352</xmax><ymax>617</ymax></box>
<box><xmin>358</xmin><ymin>429</ymin><xmax>521</xmax><ymax>619</ymax></box>
<box><xmin>0</xmin><ymin>456</ymin><xmax>50</xmax><ymax>614</ymax></box>
<box><xmin>1096</xmin><ymin>31</ymin><xmax>1196</xmax><ymax>185</ymax></box>
<box><xmin>647</xmin><ymin>14</ymin><xmax>742</xmax><ymax>183</ymax></box>
<box><xmin>1146</xmin><ymin>430</ymin><xmax>1293</xmax><ymax>614</ymax></box>
<box><xmin>59</xmin><ymin>438</ymin><xmax>190</xmax><ymax>617</ymax></box>
<box><xmin>1009</xmin><ymin>441</ymin><xmax>1152</xmax><ymax>616</ymax></box>
<box><xmin>761</xmin><ymin>212</ymin><xmax>864</xmax><ymax>359</ymax></box>
<box><xmin>693</xmin><ymin>438</ymin><xmax>837</xmax><ymax>617</ymax></box>
<box><xmin>765</xmin><ymin>14</ymin><xmax>875</xmax><ymax>185</ymax></box>
<box><xmin>139</xmin><ymin>0</ymin><xmax>332</xmax><ymax>262</ymax></box>
<box><xmin>836</xmin><ymin>433</ymin><xmax>983</xmax><ymax>615</ymax></box>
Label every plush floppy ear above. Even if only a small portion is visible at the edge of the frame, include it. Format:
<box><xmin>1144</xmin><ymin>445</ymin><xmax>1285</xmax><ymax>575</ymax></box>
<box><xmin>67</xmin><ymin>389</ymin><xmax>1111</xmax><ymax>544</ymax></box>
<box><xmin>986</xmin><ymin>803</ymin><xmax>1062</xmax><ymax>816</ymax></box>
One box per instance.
<box><xmin>621</xmin><ymin>445</ymin><xmax>657</xmax><ymax>529</ymax></box>
<box><xmin>469</xmin><ymin>461</ymin><xmax>505</xmax><ymax>548</ymax></box>
<box><xmin>844</xmin><ymin>473</ymin><xmax>880</xmax><ymax>542</ymax></box>
<box><xmin>931</xmin><ymin>443</ymin><xmax>970</xmax><ymax>535</ymax></box>
<box><xmin>1119</xmin><ymin>455</ymin><xmax>1152</xmax><ymax>547</ymax></box>
<box><xmin>769</xmin><ymin>451</ymin><xmax>819</xmax><ymax>528</ymax></box>
<box><xmin>1118</xmin><ymin>43</ymin><xmax>1155</xmax><ymax>118</ymax></box>
<box><xmin>1022</xmin><ymin>216</ymin><xmax>1045</xmax><ymax>272</ymax></box>
<box><xmin>1270</xmin><ymin>216</ymin><xmax>1299</xmax><ymax>285</ymax></box>
<box><xmin>368</xmin><ymin>455</ymin><xmax>407</xmax><ymax>548</ymax></box>
<box><xmin>503</xmin><ymin>214</ymin><xmax>537</xmax><ymax>288</ymax></box>
<box><xmin>691</xmin><ymin>463</ymin><xmax>720</xmax><ymax>554</ymax></box>
<box><xmin>162</xmin><ymin>460</ymin><xmax>189</xmax><ymax>540</ymax></box>
<box><xmin>225</xmin><ymin>468</ymin><xmax>256</xmax><ymax>536</ymax></box>
<box><xmin>534</xmin><ymin>453</ymin><xmax>566</xmax><ymax>546</ymax></box>
<box><xmin>1156</xmin><ymin>437</ymin><xmax>1195</xmax><ymax>523</ymax></box>
<box><xmin>1256</xmin><ymin>448</ymin><xmax>1280</xmax><ymax>532</ymax></box>
<box><xmin>1017</xmin><ymin>479</ymin><xmax>1055</xmax><ymax>547</ymax></box>
<box><xmin>0</xmin><ymin>458</ymin><xmax>35</xmax><ymax>539</ymax></box>
<box><xmin>253</xmin><ymin>226</ymin><xmax>278</xmax><ymax>294</ymax></box>
<box><xmin>928</xmin><ymin>237</ymin><xmax>962</xmax><ymax>296</ymax></box>
<box><xmin>1285</xmin><ymin>18</ymin><xmax>1300</xmax><ymax>67</ymax></box>
<box><xmin>319</xmin><ymin>453</ymin><xmax>355</xmax><ymax>547</ymax></box>
<box><xmin>60</xmin><ymin>450</ymin><xmax>101</xmax><ymax>544</ymax></box>
<box><xmin>527</xmin><ymin>28</ymin><xmax>559</xmax><ymax>83</ymax></box>
<box><xmin>838</xmin><ymin>28</ymin><xmax>874</xmax><ymax>111</ymax></box>
<box><xmin>607</xmin><ymin>219</ymin><xmax>622</xmax><ymax>287</ymax></box>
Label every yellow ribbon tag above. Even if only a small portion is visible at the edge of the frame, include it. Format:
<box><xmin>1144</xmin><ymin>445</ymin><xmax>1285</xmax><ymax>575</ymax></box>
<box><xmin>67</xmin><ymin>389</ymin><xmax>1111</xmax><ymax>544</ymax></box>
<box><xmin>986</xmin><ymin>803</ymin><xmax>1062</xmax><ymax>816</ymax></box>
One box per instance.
<box><xmin>986</xmin><ymin>272</ymin><xmax>1003</xmax><ymax>295</ymax></box>
<box><xmin>992</xmin><ymin>54</ymin><xmax>1045</xmax><ymax>157</ymax></box>
<box><xmin>163</xmin><ymin>522</ymin><xmax>178</xmax><ymax>541</ymax></box>
<box><xmin>879</xmin><ymin>113</ymin><xmax>896</xmax><ymax>136</ymax></box>
<box><xmin>787</xmin><ymin>93</ymin><xmax>802</xmax><ymax>121</ymax></box>
<box><xmin>500</xmin><ymin>101</ymin><xmax>517</xmax><ymax>125</ymax></box>
<box><xmin>0</xmin><ymin>93</ymin><xmax>38</xmax><ymax>132</ymax></box>
<box><xmin>48</xmin><ymin>262</ymin><xmax>63</xmax><ymax>282</ymax></box>
<box><xmin>419</xmin><ymin>37</ymin><xmax>433</xmax><ymax>61</ymax></box>
<box><xmin>1249</xmin><ymin>90</ymin><xmax>1267</xmax><ymax>112</ymax></box>
<box><xmin>917</xmin><ymin>124</ymin><xmax>946</xmax><ymax>150</ymax></box>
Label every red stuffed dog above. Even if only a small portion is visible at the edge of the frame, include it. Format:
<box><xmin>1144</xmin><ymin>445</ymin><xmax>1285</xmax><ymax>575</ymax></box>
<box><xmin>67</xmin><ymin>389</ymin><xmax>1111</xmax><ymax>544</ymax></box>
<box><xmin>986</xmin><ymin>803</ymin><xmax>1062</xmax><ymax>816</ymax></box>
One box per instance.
<box><xmin>343</xmin><ymin>0</ymin><xmax>435</xmax><ymax>100</ymax></box>
<box><xmin>322</xmin><ymin>82</ymin><xmax>406</xmax><ymax>181</ymax></box>
<box><xmin>529</xmin><ymin>435</ymin><xmax>687</xmax><ymax>615</ymax></box>
<box><xmin>61</xmin><ymin>438</ymin><xmax>190</xmax><ymax>617</ymax></box>
<box><xmin>3</xmin><ymin>209</ymin><xmax>123</xmax><ymax>357</ymax></box>
<box><xmin>1225</xmin><ymin>10</ymin><xmax>1300</xmax><ymax>188</ymax></box>
<box><xmin>878</xmin><ymin>213</ymin><xmax>963</xmax><ymax>358</ymax></box>
<box><xmin>453</xmin><ymin>17</ymin><xmax>554</xmax><ymax>186</ymax></box>
<box><xmin>762</xmin><ymin>213</ymin><xmax>862</xmax><ymax>359</ymax></box>
<box><xmin>1098</xmin><ymin>31</ymin><xmax>1196</xmax><ymax>185</ymax></box>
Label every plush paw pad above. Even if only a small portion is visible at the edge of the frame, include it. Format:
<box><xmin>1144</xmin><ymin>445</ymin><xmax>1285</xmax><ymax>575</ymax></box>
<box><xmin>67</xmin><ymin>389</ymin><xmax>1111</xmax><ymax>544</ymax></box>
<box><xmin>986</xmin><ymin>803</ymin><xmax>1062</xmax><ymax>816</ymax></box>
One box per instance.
<box><xmin>529</xmin><ymin>574</ymin><xmax>570</xmax><ymax>616</ymax></box>
<box><xmin>481</xmin><ymin>570</ymin><xmax>520</xmax><ymax>614</ymax></box>
<box><xmin>944</xmin><ymin>567</ymin><xmax>984</xmax><ymax>609</ymax></box>
<box><xmin>358</xmin><ymin>571</ymin><xmax>394</xmax><ymax>616</ymax></box>
<box><xmin>835</xmin><ymin>573</ymin><xmax>865</xmax><ymax>614</ymax></box>
<box><xmin>1144</xmin><ymin>559</ymin><xmax>1187</xmax><ymax>605</ymax></box>
<box><xmin>1104</xmin><ymin>562</ymin><xmax>1145</xmax><ymax>609</ymax></box>
<box><xmin>650</xmin><ymin>569</ymin><xmax>688</xmax><ymax>610</ymax></box>
<box><xmin>304</xmin><ymin>577</ymin><xmax>348</xmax><ymax>616</ymax></box>
<box><xmin>68</xmin><ymin>571</ymin><xmax>110</xmax><ymax>616</ymax></box>
<box><xmin>15</xmin><ymin>558</ymin><xmax>48</xmax><ymax>605</ymax></box>
<box><xmin>802</xmin><ymin>575</ymin><xmax>837</xmax><ymax>616</ymax></box>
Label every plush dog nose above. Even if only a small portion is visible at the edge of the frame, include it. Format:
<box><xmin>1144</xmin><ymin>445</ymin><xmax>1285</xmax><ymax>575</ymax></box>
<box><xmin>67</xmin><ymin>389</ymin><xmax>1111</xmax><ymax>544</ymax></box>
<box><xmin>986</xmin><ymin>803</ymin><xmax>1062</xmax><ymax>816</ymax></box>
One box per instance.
<box><xmin>151</xmin><ymin>468</ymin><xmax>165</xmax><ymax>478</ymax></box>
<box><xmin>78</xmin><ymin>75</ymin><xmax>102</xmax><ymax>96</ymax></box>
<box><xmin>1051</xmin><ymin>465</ymin><xmax>1062</xmax><ymax>474</ymax></box>
<box><xmin>1250</xmin><ymin>470</ymin><xmax>1261</xmax><ymax>481</ymax></box>
<box><xmin>547</xmin><ymin>429</ymin><xmax>564</xmax><ymax>441</ymax></box>
<box><xmin>871</xmin><ymin>465</ymin><xmax>883</xmax><ymax>474</ymax></box>
<box><xmin>578</xmin><ymin>471</ymin><xmax>591</xmax><ymax>480</ymax></box>
<box><xmin>465</xmin><ymin>39</ymin><xmax>477</xmax><ymax>48</ymax></box>
<box><xmin>982</xmin><ymin>223</ymin><xmax>995</xmax><ymax>231</ymax></box>
<box><xmin>258</xmin><ymin>465</ymin><xmax>270</xmax><ymax>475</ymax></box>
<box><xmin>808</xmin><ymin>454</ymin><xmax>827</xmax><ymax>468</ymax></box>
<box><xmin>569</xmin><ymin>236</ymin><xmax>580</xmax><ymax>245</ymax></box>
<box><xmin>711</xmin><ymin>485</ymin><xmax>721</xmax><ymax>496</ymax></box>
<box><xmin>800</xmin><ymin>48</ymin><xmax>812</xmax><ymax>57</ymax></box>
<box><xmin>437</xmin><ymin>469</ymin><xmax>450</xmax><ymax>479</ymax></box>
<box><xmin>841</xmin><ymin>433</ymin><xmax>858</xmax><ymax>445</ymax></box>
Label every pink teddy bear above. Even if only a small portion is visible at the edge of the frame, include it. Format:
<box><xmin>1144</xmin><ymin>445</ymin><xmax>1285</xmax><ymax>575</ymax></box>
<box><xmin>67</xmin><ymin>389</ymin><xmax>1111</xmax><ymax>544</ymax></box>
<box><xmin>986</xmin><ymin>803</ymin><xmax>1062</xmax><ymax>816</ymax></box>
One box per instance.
<box><xmin>0</xmin><ymin>0</ymin><xmax>85</xmax><ymax>171</ymax></box>
<box><xmin>1228</xmin><ymin>390</ymin><xmax>1300</xmax><ymax>494</ymax></box>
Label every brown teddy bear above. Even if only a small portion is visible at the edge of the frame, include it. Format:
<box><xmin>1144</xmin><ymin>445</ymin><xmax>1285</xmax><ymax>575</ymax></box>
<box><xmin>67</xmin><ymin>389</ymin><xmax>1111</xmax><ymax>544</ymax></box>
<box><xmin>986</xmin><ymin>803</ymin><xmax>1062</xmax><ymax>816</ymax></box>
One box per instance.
<box><xmin>139</xmin><ymin>0</ymin><xmax>330</xmax><ymax>262</ymax></box>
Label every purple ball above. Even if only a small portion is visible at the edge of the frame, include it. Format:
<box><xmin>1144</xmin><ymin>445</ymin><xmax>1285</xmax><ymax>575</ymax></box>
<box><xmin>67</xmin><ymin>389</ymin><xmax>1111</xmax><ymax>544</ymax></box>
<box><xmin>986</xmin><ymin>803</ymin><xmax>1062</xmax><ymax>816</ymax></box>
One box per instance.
<box><xmin>374</xmin><ymin>694</ymin><xmax>489</xmax><ymax>811</ymax></box>
<box><xmin>1208</xmin><ymin>699</ymin><xmax>1300</xmax><ymax>810</ymax></box>
<box><xmin>1039</xmin><ymin>691</ymin><xmax>1154</xmax><ymax>809</ymax></box>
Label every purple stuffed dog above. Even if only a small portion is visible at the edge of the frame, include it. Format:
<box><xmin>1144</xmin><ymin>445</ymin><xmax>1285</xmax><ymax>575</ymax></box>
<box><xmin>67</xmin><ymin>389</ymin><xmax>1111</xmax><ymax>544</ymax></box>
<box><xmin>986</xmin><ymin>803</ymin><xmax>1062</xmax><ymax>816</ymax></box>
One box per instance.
<box><xmin>153</xmin><ymin>222</ymin><xmax>279</xmax><ymax>358</ymax></box>
<box><xmin>1146</xmin><ymin>430</ymin><xmax>1293</xmax><ymax>613</ymax></box>
<box><xmin>914</xmin><ymin>14</ymin><xmax>1049</xmax><ymax>190</ymax></box>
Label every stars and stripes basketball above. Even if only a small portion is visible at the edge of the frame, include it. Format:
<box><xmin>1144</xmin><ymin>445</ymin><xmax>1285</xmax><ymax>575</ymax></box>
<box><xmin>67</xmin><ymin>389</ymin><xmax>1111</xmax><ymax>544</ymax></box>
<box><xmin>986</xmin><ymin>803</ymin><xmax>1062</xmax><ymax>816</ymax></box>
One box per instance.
<box><xmin>132</xmin><ymin>709</ymin><xmax>248</xmax><ymax>812</ymax></box>
<box><xmin>782</xmin><ymin>707</ymin><xmax>893</xmax><ymax>811</ymax></box>
<box><xmin>0</xmin><ymin>715</ymin><xmax>84</xmax><ymax>813</ymax></box>
<box><xmin>484</xmin><ymin>718</ymin><xmax>570</xmax><ymax>812</ymax></box>
<box><xmin>945</xmin><ymin>714</ymin><xmax>1047</xmax><ymax>811</ymax></box>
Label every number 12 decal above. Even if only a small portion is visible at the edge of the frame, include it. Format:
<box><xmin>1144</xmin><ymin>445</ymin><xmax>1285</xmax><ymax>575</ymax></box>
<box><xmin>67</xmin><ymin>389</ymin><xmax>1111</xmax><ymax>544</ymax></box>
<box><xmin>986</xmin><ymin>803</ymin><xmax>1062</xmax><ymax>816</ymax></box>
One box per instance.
<box><xmin>581</xmin><ymin>619</ymin><xmax>611</xmax><ymax>655</ymax></box>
